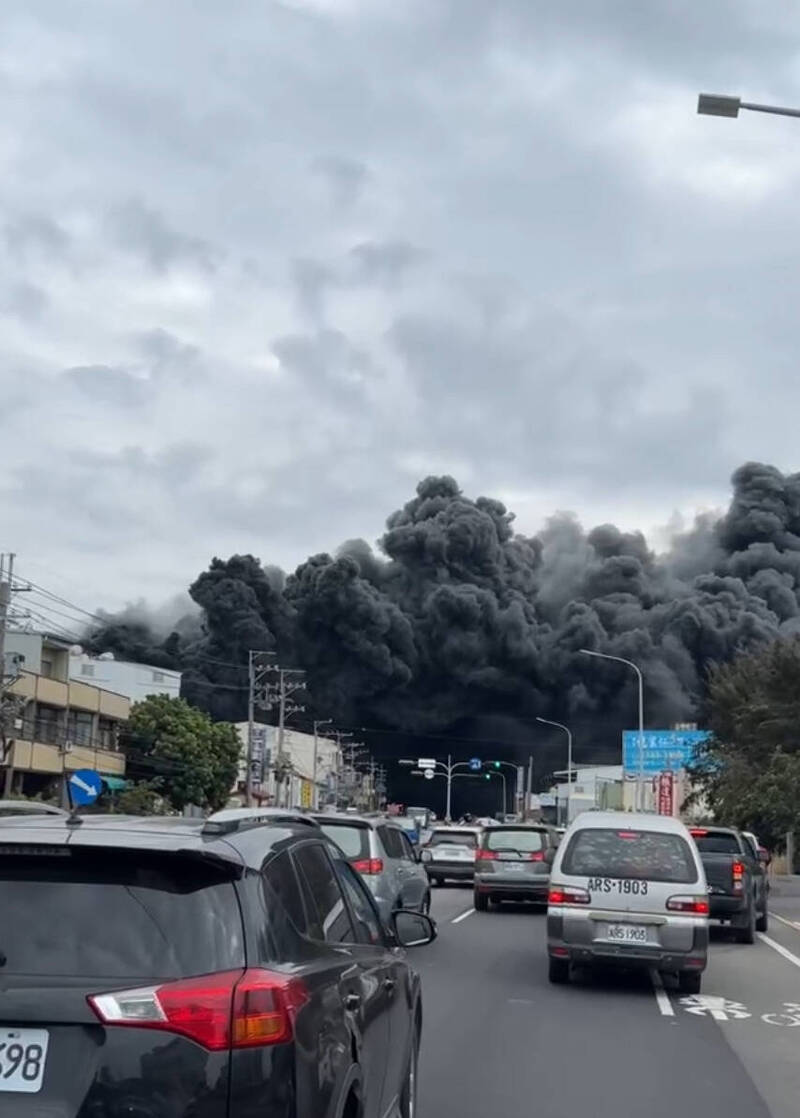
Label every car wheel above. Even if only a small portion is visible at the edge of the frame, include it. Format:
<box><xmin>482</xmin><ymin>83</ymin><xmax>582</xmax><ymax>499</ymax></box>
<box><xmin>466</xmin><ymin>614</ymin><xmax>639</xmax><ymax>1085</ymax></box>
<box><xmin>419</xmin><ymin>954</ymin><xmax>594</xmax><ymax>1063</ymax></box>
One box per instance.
<box><xmin>399</xmin><ymin>1026</ymin><xmax>419</xmax><ymax>1118</ymax></box>
<box><xmin>678</xmin><ymin>971</ymin><xmax>702</xmax><ymax>995</ymax></box>
<box><xmin>735</xmin><ymin>906</ymin><xmax>756</xmax><ymax>944</ymax></box>
<box><xmin>756</xmin><ymin>907</ymin><xmax>768</xmax><ymax>933</ymax></box>
<box><xmin>548</xmin><ymin>958</ymin><xmax>570</xmax><ymax>985</ymax></box>
<box><xmin>474</xmin><ymin>891</ymin><xmax>489</xmax><ymax>912</ymax></box>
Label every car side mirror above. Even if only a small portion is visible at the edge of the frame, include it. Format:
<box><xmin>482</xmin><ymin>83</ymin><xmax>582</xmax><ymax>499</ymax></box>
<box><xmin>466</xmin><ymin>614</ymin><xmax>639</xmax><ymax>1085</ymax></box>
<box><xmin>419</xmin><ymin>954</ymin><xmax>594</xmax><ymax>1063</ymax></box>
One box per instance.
<box><xmin>392</xmin><ymin>910</ymin><xmax>437</xmax><ymax>948</ymax></box>
<box><xmin>758</xmin><ymin>848</ymin><xmax>771</xmax><ymax>866</ymax></box>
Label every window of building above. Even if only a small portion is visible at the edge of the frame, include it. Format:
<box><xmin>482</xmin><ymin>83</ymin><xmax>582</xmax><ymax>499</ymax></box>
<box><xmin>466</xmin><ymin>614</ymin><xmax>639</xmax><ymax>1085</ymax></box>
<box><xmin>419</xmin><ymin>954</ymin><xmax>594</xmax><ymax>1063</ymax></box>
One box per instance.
<box><xmin>80</xmin><ymin>664</ymin><xmax>95</xmax><ymax>678</ymax></box>
<box><xmin>151</xmin><ymin>670</ymin><xmax>165</xmax><ymax>684</ymax></box>
<box><xmin>67</xmin><ymin>710</ymin><xmax>94</xmax><ymax>747</ymax></box>
<box><xmin>34</xmin><ymin>706</ymin><xmax>61</xmax><ymax>745</ymax></box>
<box><xmin>98</xmin><ymin>718</ymin><xmax>118</xmax><ymax>751</ymax></box>
<box><xmin>40</xmin><ymin>658</ymin><xmax>53</xmax><ymax>679</ymax></box>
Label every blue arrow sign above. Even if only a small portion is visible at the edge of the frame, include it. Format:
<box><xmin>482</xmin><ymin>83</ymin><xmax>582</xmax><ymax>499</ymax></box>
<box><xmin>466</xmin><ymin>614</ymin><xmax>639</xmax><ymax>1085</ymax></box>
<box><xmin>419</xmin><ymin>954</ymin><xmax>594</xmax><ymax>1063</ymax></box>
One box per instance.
<box><xmin>69</xmin><ymin>769</ymin><xmax>104</xmax><ymax>807</ymax></box>
<box><xmin>468</xmin><ymin>757</ymin><xmax>482</xmax><ymax>772</ymax></box>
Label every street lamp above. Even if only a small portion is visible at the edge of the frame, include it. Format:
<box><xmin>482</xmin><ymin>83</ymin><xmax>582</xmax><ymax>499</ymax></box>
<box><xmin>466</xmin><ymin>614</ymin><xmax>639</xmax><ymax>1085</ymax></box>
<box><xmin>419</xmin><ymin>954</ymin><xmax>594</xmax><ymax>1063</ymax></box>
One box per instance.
<box><xmin>536</xmin><ymin>717</ymin><xmax>573</xmax><ymax>826</ymax></box>
<box><xmin>579</xmin><ymin>649</ymin><xmax>646</xmax><ymax>811</ymax></box>
<box><xmin>697</xmin><ymin>93</ymin><xmax>800</xmax><ymax>120</ymax></box>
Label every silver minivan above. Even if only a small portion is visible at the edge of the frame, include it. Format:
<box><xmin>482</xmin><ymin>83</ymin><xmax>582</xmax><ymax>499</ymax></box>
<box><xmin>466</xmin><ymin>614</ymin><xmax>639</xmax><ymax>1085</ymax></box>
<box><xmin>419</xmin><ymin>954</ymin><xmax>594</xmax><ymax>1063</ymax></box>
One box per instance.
<box><xmin>314</xmin><ymin>812</ymin><xmax>430</xmax><ymax>922</ymax></box>
<box><xmin>547</xmin><ymin>811</ymin><xmax>709</xmax><ymax>992</ymax></box>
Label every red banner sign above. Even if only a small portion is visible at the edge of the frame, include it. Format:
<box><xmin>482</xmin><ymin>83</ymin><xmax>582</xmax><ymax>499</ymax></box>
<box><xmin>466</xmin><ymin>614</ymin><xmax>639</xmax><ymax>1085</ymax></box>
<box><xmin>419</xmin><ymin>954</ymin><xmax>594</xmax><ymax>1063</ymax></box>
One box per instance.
<box><xmin>657</xmin><ymin>771</ymin><xmax>674</xmax><ymax>816</ymax></box>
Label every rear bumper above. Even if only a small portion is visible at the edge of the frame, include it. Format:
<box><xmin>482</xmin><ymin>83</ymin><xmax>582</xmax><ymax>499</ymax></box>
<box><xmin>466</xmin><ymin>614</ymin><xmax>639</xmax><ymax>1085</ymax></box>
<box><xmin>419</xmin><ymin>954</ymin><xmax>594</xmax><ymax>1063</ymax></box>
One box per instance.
<box><xmin>547</xmin><ymin>912</ymin><xmax>709</xmax><ymax>973</ymax></box>
<box><xmin>708</xmin><ymin>894</ymin><xmax>748</xmax><ymax>920</ymax></box>
<box><xmin>426</xmin><ymin>863</ymin><xmax>474</xmax><ymax>880</ymax></box>
<box><xmin>475</xmin><ymin>878</ymin><xmax>549</xmax><ymax>900</ymax></box>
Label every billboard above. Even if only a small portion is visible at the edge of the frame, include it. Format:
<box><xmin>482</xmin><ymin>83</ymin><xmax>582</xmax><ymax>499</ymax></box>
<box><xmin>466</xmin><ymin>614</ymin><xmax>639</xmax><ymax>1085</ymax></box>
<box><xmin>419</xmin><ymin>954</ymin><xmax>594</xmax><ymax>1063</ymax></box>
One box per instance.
<box><xmin>622</xmin><ymin>730</ymin><xmax>708</xmax><ymax>775</ymax></box>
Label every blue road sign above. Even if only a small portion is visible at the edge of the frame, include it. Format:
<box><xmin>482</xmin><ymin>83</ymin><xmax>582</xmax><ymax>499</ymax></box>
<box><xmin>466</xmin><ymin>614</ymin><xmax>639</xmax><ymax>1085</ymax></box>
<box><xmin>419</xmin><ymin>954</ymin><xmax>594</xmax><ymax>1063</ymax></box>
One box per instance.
<box><xmin>468</xmin><ymin>757</ymin><xmax>482</xmax><ymax>772</ymax></box>
<box><xmin>622</xmin><ymin>730</ymin><xmax>708</xmax><ymax>776</ymax></box>
<box><xmin>69</xmin><ymin>768</ymin><xmax>104</xmax><ymax>806</ymax></box>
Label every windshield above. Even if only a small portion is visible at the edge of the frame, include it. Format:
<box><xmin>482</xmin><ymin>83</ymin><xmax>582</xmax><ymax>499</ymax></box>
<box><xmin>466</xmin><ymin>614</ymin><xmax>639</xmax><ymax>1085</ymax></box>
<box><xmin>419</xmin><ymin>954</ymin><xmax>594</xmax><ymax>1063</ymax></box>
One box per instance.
<box><xmin>486</xmin><ymin>829</ymin><xmax>545</xmax><ymax>852</ymax></box>
<box><xmin>563</xmin><ymin>828</ymin><xmax>697</xmax><ymax>884</ymax></box>
<box><xmin>319</xmin><ymin>823</ymin><xmax>371</xmax><ymax>860</ymax></box>
<box><xmin>429</xmin><ymin>831</ymin><xmax>477</xmax><ymax>848</ymax></box>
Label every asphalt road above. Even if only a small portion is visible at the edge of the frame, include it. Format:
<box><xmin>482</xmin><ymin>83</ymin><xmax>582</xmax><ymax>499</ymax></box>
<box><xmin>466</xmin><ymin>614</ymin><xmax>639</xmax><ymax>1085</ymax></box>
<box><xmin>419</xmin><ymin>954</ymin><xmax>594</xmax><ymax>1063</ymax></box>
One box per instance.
<box><xmin>414</xmin><ymin>877</ymin><xmax>800</xmax><ymax>1118</ymax></box>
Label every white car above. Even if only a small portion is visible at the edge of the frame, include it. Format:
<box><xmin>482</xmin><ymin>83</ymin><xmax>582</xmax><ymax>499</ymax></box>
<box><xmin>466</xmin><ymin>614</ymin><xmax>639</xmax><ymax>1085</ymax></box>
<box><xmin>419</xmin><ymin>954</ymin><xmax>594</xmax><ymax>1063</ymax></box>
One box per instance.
<box><xmin>420</xmin><ymin>826</ymin><xmax>483</xmax><ymax>885</ymax></box>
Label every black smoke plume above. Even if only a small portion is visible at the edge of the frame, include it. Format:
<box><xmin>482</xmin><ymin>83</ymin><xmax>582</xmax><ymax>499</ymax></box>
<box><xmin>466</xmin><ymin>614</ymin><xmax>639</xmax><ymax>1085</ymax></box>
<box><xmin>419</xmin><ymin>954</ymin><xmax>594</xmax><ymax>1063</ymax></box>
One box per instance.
<box><xmin>84</xmin><ymin>462</ymin><xmax>800</xmax><ymax>810</ymax></box>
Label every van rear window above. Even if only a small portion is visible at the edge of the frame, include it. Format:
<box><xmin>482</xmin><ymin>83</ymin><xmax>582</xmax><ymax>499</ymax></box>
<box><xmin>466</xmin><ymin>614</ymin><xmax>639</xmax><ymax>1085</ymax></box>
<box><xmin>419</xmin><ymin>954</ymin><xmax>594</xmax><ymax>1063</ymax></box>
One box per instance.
<box><xmin>562</xmin><ymin>828</ymin><xmax>697</xmax><ymax>884</ymax></box>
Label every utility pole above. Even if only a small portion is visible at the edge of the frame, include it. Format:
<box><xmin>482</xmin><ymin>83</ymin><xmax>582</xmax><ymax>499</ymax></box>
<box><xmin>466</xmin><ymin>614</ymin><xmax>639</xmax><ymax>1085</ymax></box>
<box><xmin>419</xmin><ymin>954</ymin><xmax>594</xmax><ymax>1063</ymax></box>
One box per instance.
<box><xmin>312</xmin><ymin>718</ymin><xmax>333</xmax><ymax>809</ymax></box>
<box><xmin>274</xmin><ymin>668</ymin><xmax>306</xmax><ymax>806</ymax></box>
<box><xmin>526</xmin><ymin>756</ymin><xmax>533</xmax><ymax>820</ymax></box>
<box><xmin>0</xmin><ymin>554</ymin><xmax>26</xmax><ymax>797</ymax></box>
<box><xmin>245</xmin><ymin>650</ymin><xmax>277</xmax><ymax>807</ymax></box>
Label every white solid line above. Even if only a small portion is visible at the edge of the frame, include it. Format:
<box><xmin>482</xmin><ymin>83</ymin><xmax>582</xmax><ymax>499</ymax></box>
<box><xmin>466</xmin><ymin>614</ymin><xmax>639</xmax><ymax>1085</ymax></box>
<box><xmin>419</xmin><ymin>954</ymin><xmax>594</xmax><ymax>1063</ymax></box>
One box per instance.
<box><xmin>650</xmin><ymin>970</ymin><xmax>675</xmax><ymax>1017</ymax></box>
<box><xmin>758</xmin><ymin>932</ymin><xmax>800</xmax><ymax>969</ymax></box>
<box><xmin>772</xmin><ymin>912</ymin><xmax>800</xmax><ymax>933</ymax></box>
<box><xmin>451</xmin><ymin>907</ymin><xmax>475</xmax><ymax>925</ymax></box>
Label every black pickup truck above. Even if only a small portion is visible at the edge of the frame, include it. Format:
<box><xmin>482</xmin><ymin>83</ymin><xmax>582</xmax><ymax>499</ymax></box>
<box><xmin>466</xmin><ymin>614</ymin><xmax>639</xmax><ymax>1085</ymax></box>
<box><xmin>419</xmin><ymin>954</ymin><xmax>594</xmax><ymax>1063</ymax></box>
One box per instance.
<box><xmin>689</xmin><ymin>826</ymin><xmax>768</xmax><ymax>943</ymax></box>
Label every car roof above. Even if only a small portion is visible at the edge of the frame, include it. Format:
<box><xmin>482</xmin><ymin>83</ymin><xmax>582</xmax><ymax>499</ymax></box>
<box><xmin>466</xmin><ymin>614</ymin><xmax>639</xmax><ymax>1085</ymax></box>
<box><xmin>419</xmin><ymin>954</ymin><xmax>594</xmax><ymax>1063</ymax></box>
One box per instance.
<box><xmin>430</xmin><ymin>824</ymin><xmax>483</xmax><ymax>834</ymax></box>
<box><xmin>0</xmin><ymin>811</ymin><xmax>326</xmax><ymax>872</ymax></box>
<box><xmin>0</xmin><ymin>800</ymin><xmax>68</xmax><ymax>816</ymax></box>
<box><xmin>314</xmin><ymin>812</ymin><xmax>401</xmax><ymax>830</ymax></box>
<box><xmin>482</xmin><ymin>822</ymin><xmax>551</xmax><ymax>831</ymax></box>
<box><xmin>566</xmin><ymin>810</ymin><xmax>691</xmax><ymax>835</ymax></box>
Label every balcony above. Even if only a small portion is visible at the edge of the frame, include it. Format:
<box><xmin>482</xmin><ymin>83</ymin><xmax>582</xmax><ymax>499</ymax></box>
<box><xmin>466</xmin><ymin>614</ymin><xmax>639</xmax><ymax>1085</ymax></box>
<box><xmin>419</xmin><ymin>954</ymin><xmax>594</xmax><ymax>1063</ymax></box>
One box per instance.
<box><xmin>9</xmin><ymin>718</ymin><xmax>126</xmax><ymax>777</ymax></box>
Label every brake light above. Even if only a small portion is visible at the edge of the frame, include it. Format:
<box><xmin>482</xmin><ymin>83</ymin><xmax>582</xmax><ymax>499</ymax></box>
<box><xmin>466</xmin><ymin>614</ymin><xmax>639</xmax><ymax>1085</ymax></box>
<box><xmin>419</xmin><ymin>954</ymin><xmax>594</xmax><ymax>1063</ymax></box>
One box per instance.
<box><xmin>476</xmin><ymin>849</ymin><xmax>497</xmax><ymax>861</ymax></box>
<box><xmin>617</xmin><ymin>832</ymin><xmax>640</xmax><ymax>840</ymax></box>
<box><xmin>732</xmin><ymin>860</ymin><xmax>744</xmax><ymax>892</ymax></box>
<box><xmin>548</xmin><ymin>886</ymin><xmax>590</xmax><ymax>906</ymax></box>
<box><xmin>88</xmin><ymin>968</ymin><xmax>308</xmax><ymax>1051</ymax></box>
<box><xmin>528</xmin><ymin>851</ymin><xmax>545</xmax><ymax>862</ymax></box>
<box><xmin>666</xmin><ymin>895</ymin><xmax>710</xmax><ymax>915</ymax></box>
<box><xmin>690</xmin><ymin>828</ymin><xmax>708</xmax><ymax>837</ymax></box>
<box><xmin>351</xmin><ymin>858</ymin><xmax>384</xmax><ymax>876</ymax></box>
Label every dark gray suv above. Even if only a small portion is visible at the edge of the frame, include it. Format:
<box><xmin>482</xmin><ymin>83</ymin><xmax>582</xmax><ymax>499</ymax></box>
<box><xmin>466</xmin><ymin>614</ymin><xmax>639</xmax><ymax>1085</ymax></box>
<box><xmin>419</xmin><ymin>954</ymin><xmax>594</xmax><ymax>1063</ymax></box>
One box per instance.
<box><xmin>474</xmin><ymin>823</ymin><xmax>560</xmax><ymax>910</ymax></box>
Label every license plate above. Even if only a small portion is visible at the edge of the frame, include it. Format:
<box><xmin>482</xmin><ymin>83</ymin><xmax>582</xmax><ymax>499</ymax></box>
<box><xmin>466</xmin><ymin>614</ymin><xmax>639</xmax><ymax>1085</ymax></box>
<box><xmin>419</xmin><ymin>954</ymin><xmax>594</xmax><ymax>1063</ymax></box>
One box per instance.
<box><xmin>606</xmin><ymin>924</ymin><xmax>648</xmax><ymax>944</ymax></box>
<box><xmin>0</xmin><ymin>1029</ymin><xmax>49</xmax><ymax>1094</ymax></box>
<box><xmin>501</xmin><ymin>862</ymin><xmax>524</xmax><ymax>873</ymax></box>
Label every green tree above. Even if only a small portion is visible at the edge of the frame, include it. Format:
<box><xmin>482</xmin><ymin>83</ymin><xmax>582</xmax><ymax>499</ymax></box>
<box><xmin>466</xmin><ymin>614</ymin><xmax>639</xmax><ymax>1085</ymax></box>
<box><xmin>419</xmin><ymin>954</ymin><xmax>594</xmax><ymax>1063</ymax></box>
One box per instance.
<box><xmin>690</xmin><ymin>638</ymin><xmax>800</xmax><ymax>848</ymax></box>
<box><xmin>121</xmin><ymin>695</ymin><xmax>240</xmax><ymax>813</ymax></box>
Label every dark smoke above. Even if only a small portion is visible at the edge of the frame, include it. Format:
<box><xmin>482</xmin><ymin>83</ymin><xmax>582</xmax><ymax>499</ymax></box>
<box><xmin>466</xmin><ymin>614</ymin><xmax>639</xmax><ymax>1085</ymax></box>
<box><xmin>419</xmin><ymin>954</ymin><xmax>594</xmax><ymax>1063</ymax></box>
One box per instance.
<box><xmin>84</xmin><ymin>462</ymin><xmax>800</xmax><ymax>806</ymax></box>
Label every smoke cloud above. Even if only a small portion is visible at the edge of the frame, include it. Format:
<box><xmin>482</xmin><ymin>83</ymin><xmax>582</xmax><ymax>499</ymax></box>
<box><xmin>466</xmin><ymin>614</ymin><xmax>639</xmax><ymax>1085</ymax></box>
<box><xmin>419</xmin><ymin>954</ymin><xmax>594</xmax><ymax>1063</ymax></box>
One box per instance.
<box><xmin>84</xmin><ymin>461</ymin><xmax>800</xmax><ymax>792</ymax></box>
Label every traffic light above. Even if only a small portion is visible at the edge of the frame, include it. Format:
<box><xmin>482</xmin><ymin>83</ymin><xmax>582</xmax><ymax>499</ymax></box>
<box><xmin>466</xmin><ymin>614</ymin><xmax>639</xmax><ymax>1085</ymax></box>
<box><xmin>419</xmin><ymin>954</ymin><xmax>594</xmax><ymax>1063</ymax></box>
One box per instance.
<box><xmin>492</xmin><ymin>761</ymin><xmax>501</xmax><ymax>769</ymax></box>
<box><xmin>484</xmin><ymin>773</ymin><xmax>491</xmax><ymax>781</ymax></box>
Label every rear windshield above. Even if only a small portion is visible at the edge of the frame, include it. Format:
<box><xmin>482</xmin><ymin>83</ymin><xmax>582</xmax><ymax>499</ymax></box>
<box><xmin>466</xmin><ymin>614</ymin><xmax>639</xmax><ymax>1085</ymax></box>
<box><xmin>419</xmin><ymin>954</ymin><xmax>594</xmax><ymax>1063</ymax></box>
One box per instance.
<box><xmin>563</xmin><ymin>828</ymin><xmax>697</xmax><ymax>884</ymax></box>
<box><xmin>319</xmin><ymin>823</ymin><xmax>370</xmax><ymax>860</ymax></box>
<box><xmin>692</xmin><ymin>832</ymin><xmax>741</xmax><ymax>855</ymax></box>
<box><xmin>429</xmin><ymin>831</ymin><xmax>477</xmax><ymax>848</ymax></box>
<box><xmin>486</xmin><ymin>829</ymin><xmax>544</xmax><ymax>853</ymax></box>
<box><xmin>0</xmin><ymin>849</ymin><xmax>244</xmax><ymax>980</ymax></box>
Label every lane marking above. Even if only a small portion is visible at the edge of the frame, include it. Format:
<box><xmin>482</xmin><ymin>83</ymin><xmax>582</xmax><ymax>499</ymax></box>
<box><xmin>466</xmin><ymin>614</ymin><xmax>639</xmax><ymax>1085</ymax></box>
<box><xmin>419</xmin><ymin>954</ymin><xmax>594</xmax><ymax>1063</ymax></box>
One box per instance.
<box><xmin>758</xmin><ymin>931</ymin><xmax>800</xmax><ymax>969</ymax></box>
<box><xmin>649</xmin><ymin>969</ymin><xmax>674</xmax><ymax>1017</ymax></box>
<box><xmin>451</xmin><ymin>907</ymin><xmax>475</xmax><ymax>924</ymax></box>
<box><xmin>772</xmin><ymin>912</ymin><xmax>800</xmax><ymax>932</ymax></box>
<box><xmin>681</xmin><ymin>994</ymin><xmax>750</xmax><ymax>1021</ymax></box>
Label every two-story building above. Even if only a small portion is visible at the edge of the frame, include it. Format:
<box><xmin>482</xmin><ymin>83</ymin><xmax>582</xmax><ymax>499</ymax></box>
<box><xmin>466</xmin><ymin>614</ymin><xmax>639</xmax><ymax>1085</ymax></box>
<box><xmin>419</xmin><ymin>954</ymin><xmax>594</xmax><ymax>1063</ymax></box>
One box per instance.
<box><xmin>2</xmin><ymin>631</ymin><xmax>129</xmax><ymax>799</ymax></box>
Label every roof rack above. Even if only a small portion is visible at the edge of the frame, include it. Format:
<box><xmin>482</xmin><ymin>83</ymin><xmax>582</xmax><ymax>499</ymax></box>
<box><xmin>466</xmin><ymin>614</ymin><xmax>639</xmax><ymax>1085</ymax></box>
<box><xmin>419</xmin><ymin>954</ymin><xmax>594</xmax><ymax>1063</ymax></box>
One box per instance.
<box><xmin>202</xmin><ymin>807</ymin><xmax>320</xmax><ymax>836</ymax></box>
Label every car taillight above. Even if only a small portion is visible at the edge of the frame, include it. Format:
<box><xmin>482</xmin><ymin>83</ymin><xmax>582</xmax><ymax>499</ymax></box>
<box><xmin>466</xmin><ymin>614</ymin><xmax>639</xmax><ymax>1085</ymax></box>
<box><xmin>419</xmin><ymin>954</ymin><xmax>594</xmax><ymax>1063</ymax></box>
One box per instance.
<box><xmin>732</xmin><ymin>860</ymin><xmax>744</xmax><ymax>892</ymax></box>
<box><xmin>88</xmin><ymin>968</ymin><xmax>308</xmax><ymax>1051</ymax></box>
<box><xmin>548</xmin><ymin>886</ymin><xmax>590</xmax><ymax>906</ymax></box>
<box><xmin>351</xmin><ymin>858</ymin><xmax>384</xmax><ymax>875</ymax></box>
<box><xmin>476</xmin><ymin>849</ymin><xmax>497</xmax><ymax>861</ymax></box>
<box><xmin>690</xmin><ymin>828</ymin><xmax>708</xmax><ymax>837</ymax></box>
<box><xmin>528</xmin><ymin>851</ymin><xmax>545</xmax><ymax>862</ymax></box>
<box><xmin>666</xmin><ymin>895</ymin><xmax>710</xmax><ymax>915</ymax></box>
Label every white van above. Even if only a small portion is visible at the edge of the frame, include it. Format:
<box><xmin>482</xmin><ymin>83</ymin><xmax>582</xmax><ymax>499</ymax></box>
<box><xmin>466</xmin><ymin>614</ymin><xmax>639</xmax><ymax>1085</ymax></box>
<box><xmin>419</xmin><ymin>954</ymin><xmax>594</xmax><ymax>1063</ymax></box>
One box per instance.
<box><xmin>547</xmin><ymin>811</ymin><xmax>709</xmax><ymax>992</ymax></box>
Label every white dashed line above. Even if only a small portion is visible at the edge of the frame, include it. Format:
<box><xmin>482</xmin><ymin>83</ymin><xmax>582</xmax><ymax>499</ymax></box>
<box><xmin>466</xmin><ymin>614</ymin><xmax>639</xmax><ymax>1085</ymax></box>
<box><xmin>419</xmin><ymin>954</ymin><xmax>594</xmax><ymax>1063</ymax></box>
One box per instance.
<box><xmin>650</xmin><ymin>970</ymin><xmax>675</xmax><ymax>1016</ymax></box>
<box><xmin>772</xmin><ymin>912</ymin><xmax>800</xmax><ymax>933</ymax></box>
<box><xmin>451</xmin><ymin>907</ymin><xmax>475</xmax><ymax>925</ymax></box>
<box><xmin>758</xmin><ymin>932</ymin><xmax>800</xmax><ymax>969</ymax></box>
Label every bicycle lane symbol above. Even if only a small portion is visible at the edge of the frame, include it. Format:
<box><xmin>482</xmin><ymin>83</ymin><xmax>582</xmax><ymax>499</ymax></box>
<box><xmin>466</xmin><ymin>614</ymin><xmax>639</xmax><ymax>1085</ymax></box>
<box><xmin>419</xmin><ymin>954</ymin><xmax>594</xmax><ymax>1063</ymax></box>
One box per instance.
<box><xmin>762</xmin><ymin>1003</ymin><xmax>800</xmax><ymax>1027</ymax></box>
<box><xmin>680</xmin><ymin>995</ymin><xmax>751</xmax><ymax>1021</ymax></box>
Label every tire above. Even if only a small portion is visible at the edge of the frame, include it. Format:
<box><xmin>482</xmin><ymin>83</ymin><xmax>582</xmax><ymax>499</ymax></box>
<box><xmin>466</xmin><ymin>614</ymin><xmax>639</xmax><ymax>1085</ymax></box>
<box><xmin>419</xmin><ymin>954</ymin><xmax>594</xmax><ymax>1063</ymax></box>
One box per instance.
<box><xmin>735</xmin><ymin>905</ymin><xmax>756</xmax><ymax>945</ymax></box>
<box><xmin>548</xmin><ymin>957</ymin><xmax>570</xmax><ymax>985</ymax></box>
<box><xmin>399</xmin><ymin>1026</ymin><xmax>419</xmax><ymax>1118</ymax></box>
<box><xmin>474</xmin><ymin>891</ymin><xmax>489</xmax><ymax>912</ymax></box>
<box><xmin>430</xmin><ymin>876</ymin><xmax>443</xmax><ymax>888</ymax></box>
<box><xmin>678</xmin><ymin>971</ymin><xmax>702</xmax><ymax>995</ymax></box>
<box><xmin>756</xmin><ymin>906</ymin><xmax>768</xmax><ymax>933</ymax></box>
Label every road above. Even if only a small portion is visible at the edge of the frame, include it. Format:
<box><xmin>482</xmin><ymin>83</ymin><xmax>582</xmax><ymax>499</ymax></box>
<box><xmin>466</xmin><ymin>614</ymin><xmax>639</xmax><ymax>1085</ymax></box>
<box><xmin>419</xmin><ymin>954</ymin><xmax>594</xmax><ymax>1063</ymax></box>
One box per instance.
<box><xmin>415</xmin><ymin>877</ymin><xmax>800</xmax><ymax>1118</ymax></box>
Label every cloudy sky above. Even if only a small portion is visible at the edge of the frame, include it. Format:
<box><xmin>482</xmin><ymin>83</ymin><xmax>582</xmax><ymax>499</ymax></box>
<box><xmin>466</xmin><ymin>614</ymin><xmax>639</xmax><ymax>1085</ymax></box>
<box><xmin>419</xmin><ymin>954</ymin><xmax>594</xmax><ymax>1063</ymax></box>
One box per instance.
<box><xmin>2</xmin><ymin>0</ymin><xmax>800</xmax><ymax>613</ymax></box>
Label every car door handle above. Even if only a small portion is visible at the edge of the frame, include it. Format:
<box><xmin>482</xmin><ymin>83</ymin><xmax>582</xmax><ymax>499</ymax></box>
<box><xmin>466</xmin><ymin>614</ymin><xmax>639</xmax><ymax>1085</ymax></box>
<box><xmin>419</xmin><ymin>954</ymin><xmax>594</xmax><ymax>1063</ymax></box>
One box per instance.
<box><xmin>343</xmin><ymin>993</ymin><xmax>361</xmax><ymax>1011</ymax></box>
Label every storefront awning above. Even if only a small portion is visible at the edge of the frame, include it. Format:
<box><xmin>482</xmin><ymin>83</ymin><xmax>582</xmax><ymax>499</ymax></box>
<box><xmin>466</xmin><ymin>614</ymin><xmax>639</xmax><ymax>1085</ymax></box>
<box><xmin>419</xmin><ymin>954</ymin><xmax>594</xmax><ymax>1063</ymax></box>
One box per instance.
<box><xmin>102</xmin><ymin>776</ymin><xmax>129</xmax><ymax>792</ymax></box>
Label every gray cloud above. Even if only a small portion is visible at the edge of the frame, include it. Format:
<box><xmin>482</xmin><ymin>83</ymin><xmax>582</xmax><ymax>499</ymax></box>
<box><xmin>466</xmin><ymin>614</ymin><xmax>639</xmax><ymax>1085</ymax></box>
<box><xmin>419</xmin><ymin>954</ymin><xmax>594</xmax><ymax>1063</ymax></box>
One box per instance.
<box><xmin>0</xmin><ymin>0</ymin><xmax>799</xmax><ymax>607</ymax></box>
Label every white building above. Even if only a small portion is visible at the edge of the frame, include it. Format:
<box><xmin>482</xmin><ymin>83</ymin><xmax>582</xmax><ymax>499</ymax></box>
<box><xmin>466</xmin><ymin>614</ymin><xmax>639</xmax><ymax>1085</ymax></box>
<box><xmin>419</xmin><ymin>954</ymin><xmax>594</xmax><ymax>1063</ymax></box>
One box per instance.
<box><xmin>232</xmin><ymin>723</ymin><xmax>339</xmax><ymax>809</ymax></box>
<box><xmin>69</xmin><ymin>649</ymin><xmax>182</xmax><ymax>705</ymax></box>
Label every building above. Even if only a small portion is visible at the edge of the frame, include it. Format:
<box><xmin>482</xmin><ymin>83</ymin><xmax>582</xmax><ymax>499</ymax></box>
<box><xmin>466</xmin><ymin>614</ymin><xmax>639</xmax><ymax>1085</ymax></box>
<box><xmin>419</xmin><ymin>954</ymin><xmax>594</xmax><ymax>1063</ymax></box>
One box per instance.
<box><xmin>232</xmin><ymin>723</ymin><xmax>340</xmax><ymax>809</ymax></box>
<box><xmin>2</xmin><ymin>632</ymin><xmax>129</xmax><ymax>799</ymax></box>
<box><xmin>69</xmin><ymin>649</ymin><xmax>182</xmax><ymax>704</ymax></box>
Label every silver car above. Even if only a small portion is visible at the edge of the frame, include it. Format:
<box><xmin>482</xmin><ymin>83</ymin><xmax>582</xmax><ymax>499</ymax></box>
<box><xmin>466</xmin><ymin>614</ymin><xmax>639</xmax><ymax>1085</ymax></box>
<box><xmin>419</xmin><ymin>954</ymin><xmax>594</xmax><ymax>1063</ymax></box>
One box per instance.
<box><xmin>315</xmin><ymin>812</ymin><xmax>430</xmax><ymax>922</ymax></box>
<box><xmin>420</xmin><ymin>826</ymin><xmax>483</xmax><ymax>885</ymax></box>
<box><xmin>547</xmin><ymin>811</ymin><xmax>709</xmax><ymax>993</ymax></box>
